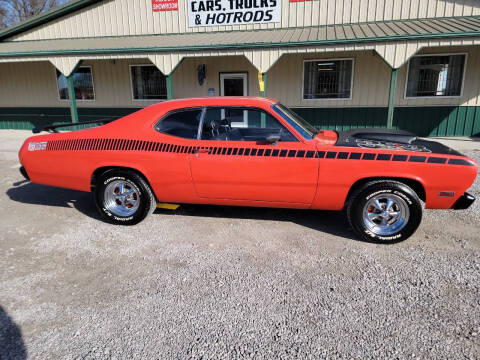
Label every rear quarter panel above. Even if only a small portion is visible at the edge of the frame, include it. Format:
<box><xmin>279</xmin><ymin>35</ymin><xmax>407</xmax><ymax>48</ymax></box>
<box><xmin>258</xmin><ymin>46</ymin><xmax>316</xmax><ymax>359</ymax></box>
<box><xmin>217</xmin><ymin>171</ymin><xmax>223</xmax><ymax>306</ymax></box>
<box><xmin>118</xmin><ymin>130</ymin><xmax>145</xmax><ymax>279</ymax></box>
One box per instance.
<box><xmin>18</xmin><ymin>105</ymin><xmax>199</xmax><ymax>203</ymax></box>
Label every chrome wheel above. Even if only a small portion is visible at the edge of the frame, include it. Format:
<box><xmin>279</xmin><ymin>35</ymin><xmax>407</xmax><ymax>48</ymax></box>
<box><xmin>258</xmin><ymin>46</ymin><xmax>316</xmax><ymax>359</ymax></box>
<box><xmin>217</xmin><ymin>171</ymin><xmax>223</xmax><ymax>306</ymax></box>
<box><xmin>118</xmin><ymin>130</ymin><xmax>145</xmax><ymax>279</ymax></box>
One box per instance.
<box><xmin>362</xmin><ymin>193</ymin><xmax>410</xmax><ymax>236</ymax></box>
<box><xmin>103</xmin><ymin>180</ymin><xmax>140</xmax><ymax>217</ymax></box>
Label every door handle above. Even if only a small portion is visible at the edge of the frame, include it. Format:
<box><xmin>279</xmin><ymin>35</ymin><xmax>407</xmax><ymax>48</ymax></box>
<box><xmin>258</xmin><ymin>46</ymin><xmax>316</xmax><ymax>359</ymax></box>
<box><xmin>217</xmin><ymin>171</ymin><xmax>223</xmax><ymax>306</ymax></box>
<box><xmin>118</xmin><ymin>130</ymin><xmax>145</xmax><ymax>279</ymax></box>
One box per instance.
<box><xmin>194</xmin><ymin>148</ymin><xmax>210</xmax><ymax>154</ymax></box>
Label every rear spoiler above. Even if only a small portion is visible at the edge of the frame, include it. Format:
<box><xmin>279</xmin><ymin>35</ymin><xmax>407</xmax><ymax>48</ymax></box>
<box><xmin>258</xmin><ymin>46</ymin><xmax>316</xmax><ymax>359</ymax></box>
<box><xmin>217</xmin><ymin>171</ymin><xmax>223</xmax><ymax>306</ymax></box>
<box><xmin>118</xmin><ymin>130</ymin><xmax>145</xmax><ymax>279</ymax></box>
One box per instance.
<box><xmin>32</xmin><ymin>118</ymin><xmax>115</xmax><ymax>134</ymax></box>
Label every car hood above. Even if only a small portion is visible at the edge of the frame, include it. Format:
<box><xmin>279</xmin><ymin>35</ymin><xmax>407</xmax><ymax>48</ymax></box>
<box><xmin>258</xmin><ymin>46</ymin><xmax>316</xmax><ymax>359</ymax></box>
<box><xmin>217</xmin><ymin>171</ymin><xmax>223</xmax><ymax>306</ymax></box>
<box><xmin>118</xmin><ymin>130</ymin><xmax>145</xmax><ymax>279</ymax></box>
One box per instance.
<box><xmin>334</xmin><ymin>128</ymin><xmax>464</xmax><ymax>156</ymax></box>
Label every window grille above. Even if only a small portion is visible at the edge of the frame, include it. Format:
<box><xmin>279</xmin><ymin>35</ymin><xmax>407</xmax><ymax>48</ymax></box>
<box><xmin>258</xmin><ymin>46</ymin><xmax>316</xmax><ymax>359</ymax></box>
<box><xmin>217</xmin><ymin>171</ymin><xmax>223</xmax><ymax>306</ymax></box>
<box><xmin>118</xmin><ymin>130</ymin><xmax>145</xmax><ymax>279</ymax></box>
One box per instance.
<box><xmin>406</xmin><ymin>54</ymin><xmax>465</xmax><ymax>97</ymax></box>
<box><xmin>303</xmin><ymin>59</ymin><xmax>353</xmax><ymax>100</ymax></box>
<box><xmin>131</xmin><ymin>65</ymin><xmax>167</xmax><ymax>100</ymax></box>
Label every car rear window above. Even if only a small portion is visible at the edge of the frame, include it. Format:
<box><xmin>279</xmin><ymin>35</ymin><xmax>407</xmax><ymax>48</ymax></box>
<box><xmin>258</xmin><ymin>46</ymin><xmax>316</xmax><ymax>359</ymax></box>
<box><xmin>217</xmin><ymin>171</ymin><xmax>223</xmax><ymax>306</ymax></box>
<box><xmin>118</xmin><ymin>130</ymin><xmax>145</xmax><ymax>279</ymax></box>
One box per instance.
<box><xmin>155</xmin><ymin>108</ymin><xmax>202</xmax><ymax>139</ymax></box>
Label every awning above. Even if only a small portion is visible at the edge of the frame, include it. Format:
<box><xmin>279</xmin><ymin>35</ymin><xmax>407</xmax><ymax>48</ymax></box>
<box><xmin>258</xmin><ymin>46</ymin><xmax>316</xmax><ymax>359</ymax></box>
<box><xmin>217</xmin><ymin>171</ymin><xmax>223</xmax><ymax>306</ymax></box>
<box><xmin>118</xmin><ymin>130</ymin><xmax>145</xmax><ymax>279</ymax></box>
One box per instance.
<box><xmin>1</xmin><ymin>16</ymin><xmax>480</xmax><ymax>57</ymax></box>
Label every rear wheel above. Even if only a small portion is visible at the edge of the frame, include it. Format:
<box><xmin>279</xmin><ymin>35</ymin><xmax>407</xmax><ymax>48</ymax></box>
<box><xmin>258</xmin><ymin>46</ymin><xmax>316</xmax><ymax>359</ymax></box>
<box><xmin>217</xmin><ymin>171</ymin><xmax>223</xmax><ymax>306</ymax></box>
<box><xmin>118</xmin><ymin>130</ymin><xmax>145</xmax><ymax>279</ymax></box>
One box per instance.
<box><xmin>346</xmin><ymin>181</ymin><xmax>422</xmax><ymax>243</ymax></box>
<box><xmin>94</xmin><ymin>169</ymin><xmax>156</xmax><ymax>225</ymax></box>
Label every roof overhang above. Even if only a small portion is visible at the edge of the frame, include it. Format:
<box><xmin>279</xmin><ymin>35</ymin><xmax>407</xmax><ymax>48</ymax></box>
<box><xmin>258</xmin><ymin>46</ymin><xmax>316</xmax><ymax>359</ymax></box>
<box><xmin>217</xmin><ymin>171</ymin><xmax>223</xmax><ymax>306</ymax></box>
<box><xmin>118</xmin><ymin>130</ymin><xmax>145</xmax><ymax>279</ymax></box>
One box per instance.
<box><xmin>1</xmin><ymin>16</ymin><xmax>480</xmax><ymax>59</ymax></box>
<box><xmin>1</xmin><ymin>16</ymin><xmax>480</xmax><ymax>75</ymax></box>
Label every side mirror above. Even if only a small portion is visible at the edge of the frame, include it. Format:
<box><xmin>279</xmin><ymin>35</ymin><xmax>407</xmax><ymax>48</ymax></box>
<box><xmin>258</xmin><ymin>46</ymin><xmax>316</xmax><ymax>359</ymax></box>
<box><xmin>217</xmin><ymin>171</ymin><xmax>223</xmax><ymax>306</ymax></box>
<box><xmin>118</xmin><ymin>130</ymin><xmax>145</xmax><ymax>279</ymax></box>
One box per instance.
<box><xmin>265</xmin><ymin>135</ymin><xmax>280</xmax><ymax>145</ymax></box>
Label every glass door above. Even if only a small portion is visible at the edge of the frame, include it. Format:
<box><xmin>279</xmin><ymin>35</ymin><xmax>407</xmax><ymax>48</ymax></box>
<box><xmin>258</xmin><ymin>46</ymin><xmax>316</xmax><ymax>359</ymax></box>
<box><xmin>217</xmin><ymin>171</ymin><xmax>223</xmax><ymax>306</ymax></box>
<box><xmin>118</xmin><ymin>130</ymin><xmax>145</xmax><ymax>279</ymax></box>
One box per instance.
<box><xmin>220</xmin><ymin>72</ymin><xmax>248</xmax><ymax>127</ymax></box>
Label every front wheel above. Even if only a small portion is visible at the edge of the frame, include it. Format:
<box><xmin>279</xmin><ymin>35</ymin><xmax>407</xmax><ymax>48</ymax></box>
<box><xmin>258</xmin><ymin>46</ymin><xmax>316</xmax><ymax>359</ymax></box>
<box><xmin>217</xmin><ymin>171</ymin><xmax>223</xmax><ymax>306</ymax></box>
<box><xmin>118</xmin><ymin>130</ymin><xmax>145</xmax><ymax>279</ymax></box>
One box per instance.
<box><xmin>346</xmin><ymin>181</ymin><xmax>422</xmax><ymax>243</ymax></box>
<box><xmin>94</xmin><ymin>169</ymin><xmax>156</xmax><ymax>225</ymax></box>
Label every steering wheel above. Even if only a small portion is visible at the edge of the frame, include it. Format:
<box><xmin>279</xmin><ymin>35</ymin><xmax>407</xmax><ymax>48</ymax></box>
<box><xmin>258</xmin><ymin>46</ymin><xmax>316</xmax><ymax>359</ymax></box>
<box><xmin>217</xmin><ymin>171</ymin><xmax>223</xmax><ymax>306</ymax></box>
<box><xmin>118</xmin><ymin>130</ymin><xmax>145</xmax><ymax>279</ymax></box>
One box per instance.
<box><xmin>219</xmin><ymin>118</ymin><xmax>232</xmax><ymax>132</ymax></box>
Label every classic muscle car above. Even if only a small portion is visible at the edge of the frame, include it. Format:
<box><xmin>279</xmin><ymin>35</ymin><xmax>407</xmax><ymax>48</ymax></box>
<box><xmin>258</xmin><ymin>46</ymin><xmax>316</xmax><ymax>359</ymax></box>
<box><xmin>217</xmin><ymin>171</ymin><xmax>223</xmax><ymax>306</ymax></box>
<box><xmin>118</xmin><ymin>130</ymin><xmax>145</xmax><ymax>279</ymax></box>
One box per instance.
<box><xmin>18</xmin><ymin>97</ymin><xmax>477</xmax><ymax>243</ymax></box>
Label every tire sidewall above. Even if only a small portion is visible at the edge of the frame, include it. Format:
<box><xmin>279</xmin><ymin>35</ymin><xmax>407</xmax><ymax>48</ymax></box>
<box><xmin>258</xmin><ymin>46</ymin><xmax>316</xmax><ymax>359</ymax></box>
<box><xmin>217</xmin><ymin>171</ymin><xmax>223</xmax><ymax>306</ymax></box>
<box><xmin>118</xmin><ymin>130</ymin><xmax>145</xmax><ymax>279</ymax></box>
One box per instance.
<box><xmin>351</xmin><ymin>185</ymin><xmax>422</xmax><ymax>243</ymax></box>
<box><xmin>95</xmin><ymin>172</ymin><xmax>150</xmax><ymax>225</ymax></box>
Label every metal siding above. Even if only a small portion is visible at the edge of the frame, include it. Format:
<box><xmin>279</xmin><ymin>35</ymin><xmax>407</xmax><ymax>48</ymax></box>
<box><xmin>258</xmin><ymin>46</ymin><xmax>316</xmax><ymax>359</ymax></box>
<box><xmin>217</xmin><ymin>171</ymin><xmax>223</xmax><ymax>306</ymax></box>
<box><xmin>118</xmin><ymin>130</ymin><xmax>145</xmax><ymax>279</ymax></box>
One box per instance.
<box><xmin>0</xmin><ymin>58</ymin><xmax>154</xmax><ymax>108</ymax></box>
<box><xmin>8</xmin><ymin>0</ymin><xmax>480</xmax><ymax>41</ymax></box>
<box><xmin>396</xmin><ymin>45</ymin><xmax>480</xmax><ymax>107</ymax></box>
<box><xmin>173</xmin><ymin>56</ymin><xmax>261</xmax><ymax>98</ymax></box>
<box><xmin>0</xmin><ymin>61</ymin><xmax>61</xmax><ymax>107</ymax></box>
<box><xmin>3</xmin><ymin>19</ymin><xmax>480</xmax><ymax>58</ymax></box>
<box><xmin>2</xmin><ymin>46</ymin><xmax>480</xmax><ymax>134</ymax></box>
<box><xmin>267</xmin><ymin>51</ymin><xmax>391</xmax><ymax>108</ymax></box>
<box><xmin>0</xmin><ymin>56</ymin><xmax>260</xmax><ymax>108</ymax></box>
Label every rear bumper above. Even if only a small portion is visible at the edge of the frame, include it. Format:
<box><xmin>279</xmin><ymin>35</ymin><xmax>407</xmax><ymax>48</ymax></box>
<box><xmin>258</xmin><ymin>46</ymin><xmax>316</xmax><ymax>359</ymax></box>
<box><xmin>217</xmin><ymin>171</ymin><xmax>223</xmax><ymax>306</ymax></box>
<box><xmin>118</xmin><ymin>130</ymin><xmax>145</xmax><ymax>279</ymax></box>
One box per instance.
<box><xmin>452</xmin><ymin>192</ymin><xmax>475</xmax><ymax>210</ymax></box>
<box><xmin>19</xmin><ymin>166</ymin><xmax>30</xmax><ymax>181</ymax></box>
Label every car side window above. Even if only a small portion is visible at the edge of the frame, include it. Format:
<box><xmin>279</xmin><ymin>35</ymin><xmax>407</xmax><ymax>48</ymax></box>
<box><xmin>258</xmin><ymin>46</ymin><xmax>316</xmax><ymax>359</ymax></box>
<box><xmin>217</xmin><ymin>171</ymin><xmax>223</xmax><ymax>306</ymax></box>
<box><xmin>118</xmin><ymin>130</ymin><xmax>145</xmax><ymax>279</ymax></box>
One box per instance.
<box><xmin>201</xmin><ymin>107</ymin><xmax>298</xmax><ymax>142</ymax></box>
<box><xmin>155</xmin><ymin>108</ymin><xmax>202</xmax><ymax>139</ymax></box>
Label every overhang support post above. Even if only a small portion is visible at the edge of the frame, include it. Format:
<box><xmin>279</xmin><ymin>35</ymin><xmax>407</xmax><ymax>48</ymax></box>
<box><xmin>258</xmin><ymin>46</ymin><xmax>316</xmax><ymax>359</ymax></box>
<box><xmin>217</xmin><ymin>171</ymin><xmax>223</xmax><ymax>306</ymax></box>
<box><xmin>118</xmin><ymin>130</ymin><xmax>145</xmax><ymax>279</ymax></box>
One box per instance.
<box><xmin>67</xmin><ymin>73</ymin><xmax>79</xmax><ymax>124</ymax></box>
<box><xmin>387</xmin><ymin>68</ymin><xmax>398</xmax><ymax>129</ymax></box>
<box><xmin>260</xmin><ymin>72</ymin><xmax>267</xmax><ymax>127</ymax></box>
<box><xmin>260</xmin><ymin>72</ymin><xmax>267</xmax><ymax>97</ymax></box>
<box><xmin>166</xmin><ymin>74</ymin><xmax>173</xmax><ymax>100</ymax></box>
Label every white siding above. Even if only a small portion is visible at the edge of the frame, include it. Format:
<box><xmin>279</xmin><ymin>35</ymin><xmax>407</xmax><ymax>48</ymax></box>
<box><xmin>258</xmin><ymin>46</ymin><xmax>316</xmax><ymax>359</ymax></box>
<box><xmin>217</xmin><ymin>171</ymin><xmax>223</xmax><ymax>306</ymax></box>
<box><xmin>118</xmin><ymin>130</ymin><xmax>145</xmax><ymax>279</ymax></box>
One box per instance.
<box><xmin>396</xmin><ymin>45</ymin><xmax>480</xmax><ymax>107</ymax></box>
<box><xmin>2</xmin><ymin>46</ymin><xmax>480</xmax><ymax>109</ymax></box>
<box><xmin>0</xmin><ymin>56</ymin><xmax>260</xmax><ymax>107</ymax></box>
<box><xmin>10</xmin><ymin>0</ymin><xmax>480</xmax><ymax>41</ymax></box>
<box><xmin>268</xmin><ymin>51</ymin><xmax>391</xmax><ymax>107</ymax></box>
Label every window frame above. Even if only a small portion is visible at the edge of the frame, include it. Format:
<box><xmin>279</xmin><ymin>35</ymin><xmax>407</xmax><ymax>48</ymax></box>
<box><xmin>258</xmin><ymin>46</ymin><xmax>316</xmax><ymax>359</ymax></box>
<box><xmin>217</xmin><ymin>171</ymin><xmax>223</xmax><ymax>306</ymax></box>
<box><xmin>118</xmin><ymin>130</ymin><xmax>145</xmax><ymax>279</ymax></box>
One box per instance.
<box><xmin>154</xmin><ymin>107</ymin><xmax>205</xmax><ymax>140</ymax></box>
<box><xmin>55</xmin><ymin>65</ymin><xmax>96</xmax><ymax>102</ymax></box>
<box><xmin>219</xmin><ymin>72</ymin><xmax>249</xmax><ymax>127</ymax></box>
<box><xmin>302</xmin><ymin>58</ymin><xmax>355</xmax><ymax>101</ymax></box>
<box><xmin>130</xmin><ymin>64</ymin><xmax>168</xmax><ymax>102</ymax></box>
<box><xmin>198</xmin><ymin>106</ymin><xmax>300</xmax><ymax>142</ymax></box>
<box><xmin>404</xmin><ymin>52</ymin><xmax>468</xmax><ymax>99</ymax></box>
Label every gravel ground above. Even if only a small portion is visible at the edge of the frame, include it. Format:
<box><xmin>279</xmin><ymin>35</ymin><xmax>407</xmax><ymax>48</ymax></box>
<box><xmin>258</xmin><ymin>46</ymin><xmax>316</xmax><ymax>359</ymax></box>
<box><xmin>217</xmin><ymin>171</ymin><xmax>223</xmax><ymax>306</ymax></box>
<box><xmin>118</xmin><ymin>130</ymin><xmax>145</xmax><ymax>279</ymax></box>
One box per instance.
<box><xmin>0</xmin><ymin>132</ymin><xmax>479</xmax><ymax>359</ymax></box>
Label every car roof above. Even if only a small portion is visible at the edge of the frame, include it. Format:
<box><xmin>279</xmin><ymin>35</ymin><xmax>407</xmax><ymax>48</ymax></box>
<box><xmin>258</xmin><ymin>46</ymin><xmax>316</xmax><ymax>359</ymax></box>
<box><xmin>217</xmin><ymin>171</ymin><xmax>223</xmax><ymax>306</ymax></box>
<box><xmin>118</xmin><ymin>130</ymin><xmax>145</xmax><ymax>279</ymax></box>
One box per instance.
<box><xmin>148</xmin><ymin>96</ymin><xmax>279</xmax><ymax>110</ymax></box>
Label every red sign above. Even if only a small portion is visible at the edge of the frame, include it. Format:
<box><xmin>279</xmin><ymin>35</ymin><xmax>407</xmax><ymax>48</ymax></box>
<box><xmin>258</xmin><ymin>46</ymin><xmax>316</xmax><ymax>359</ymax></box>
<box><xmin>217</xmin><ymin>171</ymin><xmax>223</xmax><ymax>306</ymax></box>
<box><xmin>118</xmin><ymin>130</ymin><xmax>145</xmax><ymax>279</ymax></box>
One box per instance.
<box><xmin>152</xmin><ymin>0</ymin><xmax>178</xmax><ymax>11</ymax></box>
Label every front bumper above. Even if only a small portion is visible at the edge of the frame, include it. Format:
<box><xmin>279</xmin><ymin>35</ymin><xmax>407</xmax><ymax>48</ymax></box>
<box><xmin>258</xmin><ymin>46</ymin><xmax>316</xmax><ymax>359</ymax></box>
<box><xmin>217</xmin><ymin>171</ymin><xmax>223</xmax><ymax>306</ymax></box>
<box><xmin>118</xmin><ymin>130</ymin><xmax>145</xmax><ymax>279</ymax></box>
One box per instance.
<box><xmin>19</xmin><ymin>166</ymin><xmax>30</xmax><ymax>181</ymax></box>
<box><xmin>452</xmin><ymin>192</ymin><xmax>475</xmax><ymax>210</ymax></box>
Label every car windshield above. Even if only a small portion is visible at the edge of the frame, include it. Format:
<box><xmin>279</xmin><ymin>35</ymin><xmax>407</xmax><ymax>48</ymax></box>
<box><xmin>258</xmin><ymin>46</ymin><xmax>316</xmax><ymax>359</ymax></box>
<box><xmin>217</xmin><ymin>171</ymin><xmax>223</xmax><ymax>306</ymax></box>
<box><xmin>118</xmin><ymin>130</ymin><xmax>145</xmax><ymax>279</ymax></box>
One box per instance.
<box><xmin>271</xmin><ymin>103</ymin><xmax>317</xmax><ymax>139</ymax></box>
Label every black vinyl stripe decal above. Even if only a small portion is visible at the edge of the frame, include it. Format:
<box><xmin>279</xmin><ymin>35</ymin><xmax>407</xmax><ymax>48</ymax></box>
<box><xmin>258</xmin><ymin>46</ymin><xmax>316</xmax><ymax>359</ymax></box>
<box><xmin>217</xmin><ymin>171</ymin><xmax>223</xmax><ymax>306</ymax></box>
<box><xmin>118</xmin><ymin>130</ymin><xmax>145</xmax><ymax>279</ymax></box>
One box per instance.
<box><xmin>392</xmin><ymin>154</ymin><xmax>407</xmax><ymax>161</ymax></box>
<box><xmin>377</xmin><ymin>154</ymin><xmax>392</xmax><ymax>161</ymax></box>
<box><xmin>41</xmin><ymin>139</ymin><xmax>474</xmax><ymax>166</ymax></box>
<box><xmin>448</xmin><ymin>158</ymin><xmax>474</xmax><ymax>166</ymax></box>
<box><xmin>362</xmin><ymin>153</ymin><xmax>376</xmax><ymax>160</ymax></box>
<box><xmin>409</xmin><ymin>155</ymin><xmax>426</xmax><ymax>163</ymax></box>
<box><xmin>428</xmin><ymin>157</ymin><xmax>447</xmax><ymax>164</ymax></box>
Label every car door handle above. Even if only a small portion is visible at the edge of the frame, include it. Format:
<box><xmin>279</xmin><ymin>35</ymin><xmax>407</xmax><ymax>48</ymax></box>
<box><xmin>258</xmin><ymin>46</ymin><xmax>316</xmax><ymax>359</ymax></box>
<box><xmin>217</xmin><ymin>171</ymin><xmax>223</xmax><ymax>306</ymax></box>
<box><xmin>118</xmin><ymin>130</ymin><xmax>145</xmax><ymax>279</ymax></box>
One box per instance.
<box><xmin>194</xmin><ymin>148</ymin><xmax>210</xmax><ymax>154</ymax></box>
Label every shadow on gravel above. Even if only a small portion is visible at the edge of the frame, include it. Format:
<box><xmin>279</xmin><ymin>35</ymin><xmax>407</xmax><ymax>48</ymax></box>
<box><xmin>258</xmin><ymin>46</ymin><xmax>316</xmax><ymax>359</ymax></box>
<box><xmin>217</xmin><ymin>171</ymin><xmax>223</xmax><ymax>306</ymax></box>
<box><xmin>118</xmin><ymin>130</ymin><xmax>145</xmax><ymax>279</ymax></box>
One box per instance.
<box><xmin>6</xmin><ymin>182</ymin><xmax>102</xmax><ymax>221</ymax></box>
<box><xmin>0</xmin><ymin>306</ymin><xmax>27</xmax><ymax>360</ymax></box>
<box><xmin>156</xmin><ymin>204</ymin><xmax>357</xmax><ymax>241</ymax></box>
<box><xmin>7</xmin><ymin>182</ymin><xmax>357</xmax><ymax>241</ymax></box>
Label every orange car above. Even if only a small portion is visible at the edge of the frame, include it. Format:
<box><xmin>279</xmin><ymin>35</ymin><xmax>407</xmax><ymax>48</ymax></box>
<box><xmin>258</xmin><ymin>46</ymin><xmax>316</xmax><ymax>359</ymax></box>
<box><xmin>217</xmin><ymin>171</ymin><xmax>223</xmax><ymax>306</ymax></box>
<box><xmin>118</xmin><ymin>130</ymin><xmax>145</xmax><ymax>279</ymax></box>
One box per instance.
<box><xmin>18</xmin><ymin>97</ymin><xmax>477</xmax><ymax>243</ymax></box>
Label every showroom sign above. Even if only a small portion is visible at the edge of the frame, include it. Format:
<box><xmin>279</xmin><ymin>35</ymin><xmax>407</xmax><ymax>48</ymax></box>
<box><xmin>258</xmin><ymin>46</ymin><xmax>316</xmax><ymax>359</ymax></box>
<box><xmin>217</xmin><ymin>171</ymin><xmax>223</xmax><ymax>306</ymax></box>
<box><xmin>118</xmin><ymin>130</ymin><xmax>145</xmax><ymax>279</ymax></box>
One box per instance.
<box><xmin>152</xmin><ymin>0</ymin><xmax>178</xmax><ymax>11</ymax></box>
<box><xmin>187</xmin><ymin>0</ymin><xmax>281</xmax><ymax>27</ymax></box>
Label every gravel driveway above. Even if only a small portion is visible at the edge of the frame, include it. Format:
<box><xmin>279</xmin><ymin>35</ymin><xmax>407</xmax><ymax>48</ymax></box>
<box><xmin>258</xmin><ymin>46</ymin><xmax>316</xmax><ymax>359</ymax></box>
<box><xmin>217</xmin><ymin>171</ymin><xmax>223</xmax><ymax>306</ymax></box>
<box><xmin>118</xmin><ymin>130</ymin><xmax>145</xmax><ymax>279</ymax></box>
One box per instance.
<box><xmin>0</xmin><ymin>131</ymin><xmax>479</xmax><ymax>359</ymax></box>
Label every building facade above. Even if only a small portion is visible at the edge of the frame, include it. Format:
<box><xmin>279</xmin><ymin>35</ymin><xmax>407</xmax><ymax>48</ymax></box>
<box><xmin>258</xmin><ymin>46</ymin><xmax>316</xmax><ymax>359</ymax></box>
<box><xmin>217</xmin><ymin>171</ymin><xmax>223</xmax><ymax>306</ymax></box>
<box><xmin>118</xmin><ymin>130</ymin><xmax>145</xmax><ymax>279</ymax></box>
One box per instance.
<box><xmin>1</xmin><ymin>0</ymin><xmax>480</xmax><ymax>136</ymax></box>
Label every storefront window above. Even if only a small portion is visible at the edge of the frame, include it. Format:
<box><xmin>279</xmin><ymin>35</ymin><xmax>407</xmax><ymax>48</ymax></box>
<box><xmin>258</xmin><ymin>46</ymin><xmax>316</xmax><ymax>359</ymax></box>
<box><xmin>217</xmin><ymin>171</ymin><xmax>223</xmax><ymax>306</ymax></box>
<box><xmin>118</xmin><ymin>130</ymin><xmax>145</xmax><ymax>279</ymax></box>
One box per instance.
<box><xmin>131</xmin><ymin>65</ymin><xmax>167</xmax><ymax>100</ymax></box>
<box><xmin>303</xmin><ymin>59</ymin><xmax>353</xmax><ymax>100</ymax></box>
<box><xmin>406</xmin><ymin>54</ymin><xmax>466</xmax><ymax>97</ymax></box>
<box><xmin>56</xmin><ymin>67</ymin><xmax>95</xmax><ymax>101</ymax></box>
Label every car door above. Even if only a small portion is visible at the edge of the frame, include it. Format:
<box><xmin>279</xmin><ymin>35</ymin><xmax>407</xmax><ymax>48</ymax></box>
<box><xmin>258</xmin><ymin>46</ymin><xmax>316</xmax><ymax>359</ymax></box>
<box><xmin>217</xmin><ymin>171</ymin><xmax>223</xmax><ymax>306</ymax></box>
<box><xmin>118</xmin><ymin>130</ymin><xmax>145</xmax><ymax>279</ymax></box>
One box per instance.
<box><xmin>189</xmin><ymin>106</ymin><xmax>319</xmax><ymax>204</ymax></box>
<box><xmin>148</xmin><ymin>107</ymin><xmax>203</xmax><ymax>204</ymax></box>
